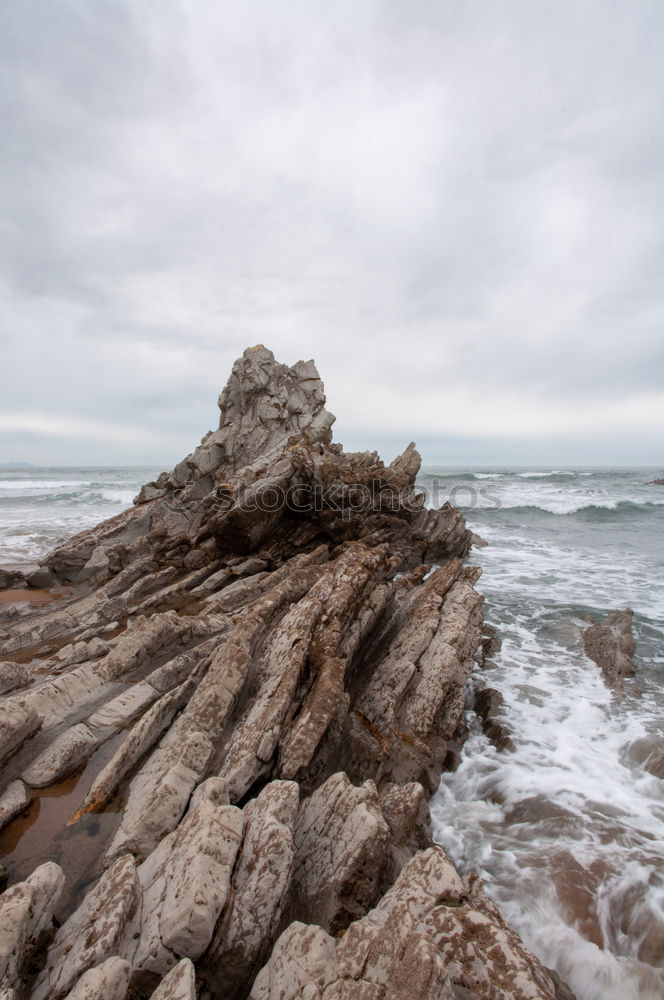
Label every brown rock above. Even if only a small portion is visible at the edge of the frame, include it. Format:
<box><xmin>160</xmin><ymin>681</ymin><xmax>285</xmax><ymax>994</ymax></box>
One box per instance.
<box><xmin>474</xmin><ymin>687</ymin><xmax>515</xmax><ymax>752</ymax></box>
<box><xmin>583</xmin><ymin>608</ymin><xmax>636</xmax><ymax>684</ymax></box>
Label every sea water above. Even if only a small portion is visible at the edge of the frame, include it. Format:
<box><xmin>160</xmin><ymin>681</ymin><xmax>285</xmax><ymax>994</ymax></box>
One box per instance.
<box><xmin>418</xmin><ymin>468</ymin><xmax>664</xmax><ymax>1000</ymax></box>
<box><xmin>0</xmin><ymin>466</ymin><xmax>160</xmax><ymax>567</ymax></box>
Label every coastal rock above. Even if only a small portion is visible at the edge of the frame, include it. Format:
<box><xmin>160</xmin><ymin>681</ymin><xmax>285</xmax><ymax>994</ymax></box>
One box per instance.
<box><xmin>22</xmin><ymin>723</ymin><xmax>100</xmax><ymax>788</ymax></box>
<box><xmin>25</xmin><ymin>566</ymin><xmax>59</xmax><ymax>590</ymax></box>
<box><xmin>203</xmin><ymin>780</ymin><xmax>299</xmax><ymax>996</ymax></box>
<box><xmin>477</xmin><ymin>623</ymin><xmax>502</xmax><ymax>666</ymax></box>
<box><xmin>474</xmin><ymin>686</ymin><xmax>515</xmax><ymax>752</ymax></box>
<box><xmin>0</xmin><ymin>349</ymin><xmax>576</xmax><ymax>1000</ymax></box>
<box><xmin>0</xmin><ymin>661</ymin><xmax>29</xmax><ymax>696</ymax></box>
<box><xmin>0</xmin><ymin>702</ymin><xmax>41</xmax><ymax>767</ymax></box>
<box><xmin>71</xmin><ymin>677</ymin><xmax>198</xmax><ymax>821</ymax></box>
<box><xmin>150</xmin><ymin>959</ymin><xmax>197</xmax><ymax>999</ymax></box>
<box><xmin>251</xmin><ymin>848</ymin><xmax>561</xmax><ymax>1000</ymax></box>
<box><xmin>158</xmin><ymin>797</ymin><xmax>243</xmax><ymax>959</ymax></box>
<box><xmin>0</xmin><ymin>862</ymin><xmax>64</xmax><ymax>994</ymax></box>
<box><xmin>32</xmin><ymin>855</ymin><xmax>141</xmax><ymax>1000</ymax></box>
<box><xmin>292</xmin><ymin>772</ymin><xmax>391</xmax><ymax>933</ymax></box>
<box><xmin>0</xmin><ymin>570</ymin><xmax>26</xmax><ymax>590</ymax></box>
<box><xmin>106</xmin><ymin>730</ymin><xmax>214</xmax><ymax>862</ymax></box>
<box><xmin>62</xmin><ymin>957</ymin><xmax>131</xmax><ymax>1000</ymax></box>
<box><xmin>0</xmin><ymin>780</ymin><xmax>30</xmax><ymax>831</ymax></box>
<box><xmin>583</xmin><ymin>608</ymin><xmax>636</xmax><ymax>685</ymax></box>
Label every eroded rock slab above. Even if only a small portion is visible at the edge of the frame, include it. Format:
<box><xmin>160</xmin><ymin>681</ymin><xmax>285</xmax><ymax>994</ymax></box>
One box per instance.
<box><xmin>251</xmin><ymin>847</ymin><xmax>562</xmax><ymax>1000</ymax></box>
<box><xmin>62</xmin><ymin>957</ymin><xmax>131</xmax><ymax>1000</ymax></box>
<box><xmin>0</xmin><ymin>780</ymin><xmax>30</xmax><ymax>831</ymax></box>
<box><xmin>0</xmin><ymin>862</ymin><xmax>64</xmax><ymax>995</ymax></box>
<box><xmin>0</xmin><ymin>661</ymin><xmax>29</xmax><ymax>696</ymax></box>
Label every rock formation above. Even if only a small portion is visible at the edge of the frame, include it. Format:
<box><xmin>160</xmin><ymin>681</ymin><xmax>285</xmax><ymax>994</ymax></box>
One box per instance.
<box><xmin>0</xmin><ymin>347</ymin><xmax>574</xmax><ymax>999</ymax></box>
<box><xmin>583</xmin><ymin>608</ymin><xmax>637</xmax><ymax>686</ymax></box>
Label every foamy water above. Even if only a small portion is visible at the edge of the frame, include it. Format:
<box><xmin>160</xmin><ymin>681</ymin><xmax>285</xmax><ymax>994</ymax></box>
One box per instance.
<box><xmin>420</xmin><ymin>468</ymin><xmax>664</xmax><ymax>1000</ymax></box>
<box><xmin>0</xmin><ymin>466</ymin><xmax>160</xmax><ymax>566</ymax></box>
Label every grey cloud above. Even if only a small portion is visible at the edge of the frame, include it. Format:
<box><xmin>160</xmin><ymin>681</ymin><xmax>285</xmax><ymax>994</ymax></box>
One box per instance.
<box><xmin>1</xmin><ymin>0</ymin><xmax>663</xmax><ymax>465</ymax></box>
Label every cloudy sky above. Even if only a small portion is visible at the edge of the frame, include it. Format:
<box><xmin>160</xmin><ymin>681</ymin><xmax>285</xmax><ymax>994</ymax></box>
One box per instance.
<box><xmin>1</xmin><ymin>0</ymin><xmax>662</xmax><ymax>467</ymax></box>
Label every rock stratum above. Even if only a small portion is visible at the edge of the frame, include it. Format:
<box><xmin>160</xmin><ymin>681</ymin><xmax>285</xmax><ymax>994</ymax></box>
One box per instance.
<box><xmin>0</xmin><ymin>347</ymin><xmax>574</xmax><ymax>1000</ymax></box>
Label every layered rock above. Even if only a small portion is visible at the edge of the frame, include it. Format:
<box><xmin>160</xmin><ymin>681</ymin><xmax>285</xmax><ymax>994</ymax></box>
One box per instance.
<box><xmin>0</xmin><ymin>347</ymin><xmax>574</xmax><ymax>1000</ymax></box>
<box><xmin>250</xmin><ymin>848</ymin><xmax>564</xmax><ymax>1000</ymax></box>
<box><xmin>583</xmin><ymin>608</ymin><xmax>636</xmax><ymax>686</ymax></box>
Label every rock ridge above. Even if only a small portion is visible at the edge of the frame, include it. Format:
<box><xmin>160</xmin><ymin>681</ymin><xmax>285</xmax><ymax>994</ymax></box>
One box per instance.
<box><xmin>0</xmin><ymin>347</ymin><xmax>574</xmax><ymax>1000</ymax></box>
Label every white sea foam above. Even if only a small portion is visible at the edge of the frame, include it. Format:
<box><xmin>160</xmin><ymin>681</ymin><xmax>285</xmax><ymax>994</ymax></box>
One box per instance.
<box><xmin>0</xmin><ymin>467</ymin><xmax>158</xmax><ymax>566</ymax></box>
<box><xmin>424</xmin><ymin>466</ymin><xmax>664</xmax><ymax>1000</ymax></box>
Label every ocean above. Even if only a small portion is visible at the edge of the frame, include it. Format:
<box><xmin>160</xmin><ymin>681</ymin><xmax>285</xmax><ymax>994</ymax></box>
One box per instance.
<box><xmin>1</xmin><ymin>464</ymin><xmax>663</xmax><ymax>999</ymax></box>
<box><xmin>419</xmin><ymin>467</ymin><xmax>664</xmax><ymax>1000</ymax></box>
<box><xmin>0</xmin><ymin>466</ymin><xmax>160</xmax><ymax>567</ymax></box>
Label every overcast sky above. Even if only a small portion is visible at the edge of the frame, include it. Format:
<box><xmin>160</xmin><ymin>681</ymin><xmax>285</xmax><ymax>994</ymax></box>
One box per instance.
<box><xmin>1</xmin><ymin>0</ymin><xmax>662</xmax><ymax>467</ymax></box>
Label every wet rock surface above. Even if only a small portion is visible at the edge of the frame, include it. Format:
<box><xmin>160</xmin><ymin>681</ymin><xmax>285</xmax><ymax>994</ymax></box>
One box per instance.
<box><xmin>474</xmin><ymin>687</ymin><xmax>515</xmax><ymax>752</ymax></box>
<box><xmin>583</xmin><ymin>608</ymin><xmax>636</xmax><ymax>685</ymax></box>
<box><xmin>0</xmin><ymin>348</ymin><xmax>574</xmax><ymax>1000</ymax></box>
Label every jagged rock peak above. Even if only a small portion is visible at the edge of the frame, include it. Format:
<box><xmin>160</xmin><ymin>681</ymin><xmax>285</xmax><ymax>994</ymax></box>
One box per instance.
<box><xmin>137</xmin><ymin>346</ymin><xmax>335</xmax><ymax>503</ymax></box>
<box><xmin>217</xmin><ymin>345</ymin><xmax>334</xmax><ymax>444</ymax></box>
<box><xmin>36</xmin><ymin>348</ymin><xmax>469</xmax><ymax>587</ymax></box>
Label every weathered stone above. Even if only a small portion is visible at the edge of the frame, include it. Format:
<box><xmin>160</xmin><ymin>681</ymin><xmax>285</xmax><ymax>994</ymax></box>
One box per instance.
<box><xmin>32</xmin><ymin>855</ymin><xmax>141</xmax><ymax>1000</ymax></box>
<box><xmin>583</xmin><ymin>608</ymin><xmax>636</xmax><ymax>684</ymax></box>
<box><xmin>150</xmin><ymin>958</ymin><xmax>197</xmax><ymax>999</ymax></box>
<box><xmin>477</xmin><ymin>623</ymin><xmax>502</xmax><ymax>665</ymax></box>
<box><xmin>159</xmin><ymin>798</ymin><xmax>243</xmax><ymax>959</ymax></box>
<box><xmin>86</xmin><ymin>681</ymin><xmax>159</xmax><ymax>728</ymax></box>
<box><xmin>0</xmin><ymin>862</ymin><xmax>64</xmax><ymax>993</ymax></box>
<box><xmin>62</xmin><ymin>957</ymin><xmax>131</xmax><ymax>1000</ymax></box>
<box><xmin>71</xmin><ymin>678</ymin><xmax>198</xmax><ymax>821</ymax></box>
<box><xmin>121</xmin><ymin>785</ymin><xmax>243</xmax><ymax>981</ymax></box>
<box><xmin>292</xmin><ymin>772</ymin><xmax>391</xmax><ymax>933</ymax></box>
<box><xmin>22</xmin><ymin>723</ymin><xmax>101</xmax><ymax>788</ymax></box>
<box><xmin>252</xmin><ymin>848</ymin><xmax>560</xmax><ymax>1000</ymax></box>
<box><xmin>0</xmin><ymin>570</ymin><xmax>25</xmax><ymax>590</ymax></box>
<box><xmin>25</xmin><ymin>566</ymin><xmax>59</xmax><ymax>589</ymax></box>
<box><xmin>0</xmin><ymin>780</ymin><xmax>30</xmax><ymax>831</ymax></box>
<box><xmin>0</xmin><ymin>701</ymin><xmax>41</xmax><ymax>767</ymax></box>
<box><xmin>204</xmin><ymin>780</ymin><xmax>299</xmax><ymax>995</ymax></box>
<box><xmin>474</xmin><ymin>686</ymin><xmax>515</xmax><ymax>752</ymax></box>
<box><xmin>107</xmin><ymin>730</ymin><xmax>214</xmax><ymax>862</ymax></box>
<box><xmin>0</xmin><ymin>661</ymin><xmax>29</xmax><ymax>695</ymax></box>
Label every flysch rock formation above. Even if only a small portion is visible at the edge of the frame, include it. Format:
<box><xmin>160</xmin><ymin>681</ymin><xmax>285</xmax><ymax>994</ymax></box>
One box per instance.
<box><xmin>0</xmin><ymin>346</ymin><xmax>575</xmax><ymax>1000</ymax></box>
<box><xmin>583</xmin><ymin>608</ymin><xmax>637</xmax><ymax>686</ymax></box>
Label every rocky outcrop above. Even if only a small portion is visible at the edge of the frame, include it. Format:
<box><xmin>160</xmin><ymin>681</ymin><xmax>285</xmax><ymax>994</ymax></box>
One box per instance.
<box><xmin>250</xmin><ymin>848</ymin><xmax>563</xmax><ymax>1000</ymax></box>
<box><xmin>0</xmin><ymin>662</ymin><xmax>29</xmax><ymax>696</ymax></box>
<box><xmin>474</xmin><ymin>686</ymin><xmax>515</xmax><ymax>752</ymax></box>
<box><xmin>0</xmin><ymin>780</ymin><xmax>30</xmax><ymax>832</ymax></box>
<box><xmin>61</xmin><ymin>957</ymin><xmax>131</xmax><ymax>1000</ymax></box>
<box><xmin>0</xmin><ymin>347</ymin><xmax>574</xmax><ymax>1000</ymax></box>
<box><xmin>583</xmin><ymin>608</ymin><xmax>636</xmax><ymax>685</ymax></box>
<box><xmin>0</xmin><ymin>862</ymin><xmax>64</xmax><ymax>995</ymax></box>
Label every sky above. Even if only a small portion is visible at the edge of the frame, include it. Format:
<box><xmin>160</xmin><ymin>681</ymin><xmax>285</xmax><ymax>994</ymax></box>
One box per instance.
<box><xmin>0</xmin><ymin>0</ymin><xmax>663</xmax><ymax>467</ymax></box>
